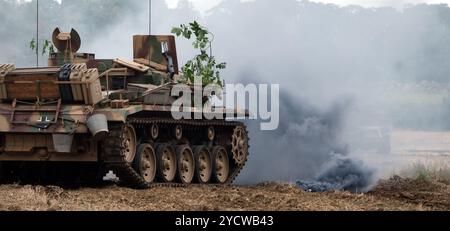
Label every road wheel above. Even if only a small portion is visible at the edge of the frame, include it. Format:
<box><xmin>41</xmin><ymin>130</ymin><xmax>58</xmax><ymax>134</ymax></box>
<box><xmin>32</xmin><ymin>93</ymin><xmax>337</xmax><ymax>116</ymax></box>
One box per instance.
<box><xmin>156</xmin><ymin>144</ymin><xmax>177</xmax><ymax>183</ymax></box>
<box><xmin>212</xmin><ymin>146</ymin><xmax>230</xmax><ymax>184</ymax></box>
<box><xmin>176</xmin><ymin>145</ymin><xmax>195</xmax><ymax>184</ymax></box>
<box><xmin>122</xmin><ymin>124</ymin><xmax>137</xmax><ymax>163</ymax></box>
<box><xmin>193</xmin><ymin>146</ymin><xmax>212</xmax><ymax>184</ymax></box>
<box><xmin>133</xmin><ymin>144</ymin><xmax>157</xmax><ymax>184</ymax></box>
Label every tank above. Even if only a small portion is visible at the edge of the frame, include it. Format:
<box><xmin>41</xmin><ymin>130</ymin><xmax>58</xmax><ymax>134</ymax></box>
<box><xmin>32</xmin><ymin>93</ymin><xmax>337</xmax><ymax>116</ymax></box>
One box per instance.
<box><xmin>0</xmin><ymin>28</ymin><xmax>250</xmax><ymax>189</ymax></box>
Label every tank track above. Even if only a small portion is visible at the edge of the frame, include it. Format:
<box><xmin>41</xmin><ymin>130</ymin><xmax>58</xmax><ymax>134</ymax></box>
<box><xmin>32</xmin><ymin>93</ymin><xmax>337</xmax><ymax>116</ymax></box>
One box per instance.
<box><xmin>102</xmin><ymin>118</ymin><xmax>249</xmax><ymax>189</ymax></box>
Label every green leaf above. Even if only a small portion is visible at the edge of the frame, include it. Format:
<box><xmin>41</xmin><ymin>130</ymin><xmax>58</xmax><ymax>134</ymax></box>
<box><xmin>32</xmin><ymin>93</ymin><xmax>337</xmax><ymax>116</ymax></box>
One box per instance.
<box><xmin>49</xmin><ymin>45</ymin><xmax>55</xmax><ymax>54</ymax></box>
<box><xmin>171</xmin><ymin>27</ymin><xmax>182</xmax><ymax>36</ymax></box>
<box><xmin>41</xmin><ymin>39</ymin><xmax>55</xmax><ymax>56</ymax></box>
<box><xmin>216</xmin><ymin>63</ymin><xmax>227</xmax><ymax>69</ymax></box>
<box><xmin>29</xmin><ymin>38</ymin><xmax>36</xmax><ymax>50</ymax></box>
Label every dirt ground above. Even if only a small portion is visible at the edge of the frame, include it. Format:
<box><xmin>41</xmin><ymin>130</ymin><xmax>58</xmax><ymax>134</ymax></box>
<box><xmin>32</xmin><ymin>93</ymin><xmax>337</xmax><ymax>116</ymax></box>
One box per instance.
<box><xmin>0</xmin><ymin>176</ymin><xmax>448</xmax><ymax>211</ymax></box>
<box><xmin>1</xmin><ymin>130</ymin><xmax>450</xmax><ymax>211</ymax></box>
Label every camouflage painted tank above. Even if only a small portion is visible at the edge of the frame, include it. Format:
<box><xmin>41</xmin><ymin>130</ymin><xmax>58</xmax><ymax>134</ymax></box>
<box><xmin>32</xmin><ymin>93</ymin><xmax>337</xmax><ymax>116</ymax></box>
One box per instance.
<box><xmin>0</xmin><ymin>28</ymin><xmax>250</xmax><ymax>189</ymax></box>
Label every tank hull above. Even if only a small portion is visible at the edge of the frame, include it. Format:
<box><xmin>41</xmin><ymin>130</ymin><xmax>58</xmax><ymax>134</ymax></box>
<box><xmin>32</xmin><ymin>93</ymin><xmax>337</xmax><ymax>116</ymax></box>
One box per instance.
<box><xmin>0</xmin><ymin>109</ymin><xmax>249</xmax><ymax>188</ymax></box>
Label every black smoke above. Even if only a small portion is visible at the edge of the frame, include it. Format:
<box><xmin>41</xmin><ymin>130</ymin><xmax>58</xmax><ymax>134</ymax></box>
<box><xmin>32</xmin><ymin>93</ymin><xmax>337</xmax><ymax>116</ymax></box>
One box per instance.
<box><xmin>297</xmin><ymin>154</ymin><xmax>376</xmax><ymax>193</ymax></box>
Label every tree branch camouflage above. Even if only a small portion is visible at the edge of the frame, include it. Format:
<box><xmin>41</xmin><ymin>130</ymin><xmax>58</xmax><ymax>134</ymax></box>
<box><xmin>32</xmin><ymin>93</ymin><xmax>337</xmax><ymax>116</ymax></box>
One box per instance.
<box><xmin>171</xmin><ymin>21</ymin><xmax>226</xmax><ymax>87</ymax></box>
<box><xmin>29</xmin><ymin>38</ymin><xmax>55</xmax><ymax>56</ymax></box>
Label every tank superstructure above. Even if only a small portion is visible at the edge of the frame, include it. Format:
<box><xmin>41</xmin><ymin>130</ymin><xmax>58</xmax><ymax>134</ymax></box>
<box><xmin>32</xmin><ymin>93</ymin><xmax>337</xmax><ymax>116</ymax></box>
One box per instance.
<box><xmin>0</xmin><ymin>28</ymin><xmax>250</xmax><ymax>188</ymax></box>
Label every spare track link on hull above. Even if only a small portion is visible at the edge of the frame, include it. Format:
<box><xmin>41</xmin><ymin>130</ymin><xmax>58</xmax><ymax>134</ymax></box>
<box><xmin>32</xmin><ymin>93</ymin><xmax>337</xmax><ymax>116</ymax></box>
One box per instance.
<box><xmin>102</xmin><ymin>119</ymin><xmax>249</xmax><ymax>189</ymax></box>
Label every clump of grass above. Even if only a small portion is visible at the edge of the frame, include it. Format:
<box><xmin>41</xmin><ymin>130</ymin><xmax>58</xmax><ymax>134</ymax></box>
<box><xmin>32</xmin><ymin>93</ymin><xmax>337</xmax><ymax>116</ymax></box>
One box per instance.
<box><xmin>400</xmin><ymin>162</ymin><xmax>450</xmax><ymax>184</ymax></box>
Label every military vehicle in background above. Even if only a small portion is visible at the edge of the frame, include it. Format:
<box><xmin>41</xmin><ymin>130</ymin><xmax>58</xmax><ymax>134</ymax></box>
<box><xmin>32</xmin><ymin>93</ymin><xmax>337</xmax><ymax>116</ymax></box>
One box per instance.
<box><xmin>0</xmin><ymin>28</ymin><xmax>250</xmax><ymax>188</ymax></box>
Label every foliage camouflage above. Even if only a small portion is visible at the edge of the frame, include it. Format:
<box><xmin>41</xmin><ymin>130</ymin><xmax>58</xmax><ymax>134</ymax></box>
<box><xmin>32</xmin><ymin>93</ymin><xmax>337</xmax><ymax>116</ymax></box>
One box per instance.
<box><xmin>172</xmin><ymin>21</ymin><xmax>226</xmax><ymax>86</ymax></box>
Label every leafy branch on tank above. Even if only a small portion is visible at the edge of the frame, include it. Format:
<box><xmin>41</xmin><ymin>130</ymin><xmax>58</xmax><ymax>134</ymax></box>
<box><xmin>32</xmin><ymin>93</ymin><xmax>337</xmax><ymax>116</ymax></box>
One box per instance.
<box><xmin>171</xmin><ymin>21</ymin><xmax>226</xmax><ymax>87</ymax></box>
<box><xmin>29</xmin><ymin>38</ymin><xmax>55</xmax><ymax>55</ymax></box>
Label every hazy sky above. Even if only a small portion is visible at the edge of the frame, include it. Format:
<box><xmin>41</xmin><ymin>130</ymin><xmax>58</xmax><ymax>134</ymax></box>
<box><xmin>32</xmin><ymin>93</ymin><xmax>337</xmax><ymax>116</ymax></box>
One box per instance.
<box><xmin>21</xmin><ymin>0</ymin><xmax>450</xmax><ymax>12</ymax></box>
<box><xmin>164</xmin><ymin>0</ymin><xmax>450</xmax><ymax>12</ymax></box>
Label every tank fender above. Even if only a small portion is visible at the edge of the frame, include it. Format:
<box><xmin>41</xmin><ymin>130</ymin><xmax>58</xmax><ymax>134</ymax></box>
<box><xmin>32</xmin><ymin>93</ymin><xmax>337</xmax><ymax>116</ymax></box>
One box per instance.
<box><xmin>94</xmin><ymin>105</ymin><xmax>144</xmax><ymax>123</ymax></box>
